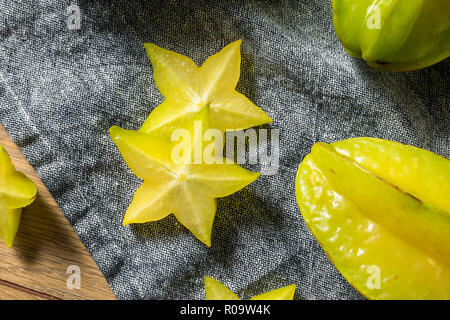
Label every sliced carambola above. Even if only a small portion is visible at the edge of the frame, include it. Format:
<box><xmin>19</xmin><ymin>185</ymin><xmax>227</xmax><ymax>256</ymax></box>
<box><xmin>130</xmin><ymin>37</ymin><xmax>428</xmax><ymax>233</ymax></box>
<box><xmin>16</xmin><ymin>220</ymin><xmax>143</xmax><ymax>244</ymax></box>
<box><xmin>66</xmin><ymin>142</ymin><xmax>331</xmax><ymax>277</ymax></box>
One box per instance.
<box><xmin>204</xmin><ymin>277</ymin><xmax>240</xmax><ymax>300</ymax></box>
<box><xmin>0</xmin><ymin>145</ymin><xmax>37</xmax><ymax>248</ymax></box>
<box><xmin>110</xmin><ymin>41</ymin><xmax>271</xmax><ymax>246</ymax></box>
<box><xmin>140</xmin><ymin>40</ymin><xmax>272</xmax><ymax>136</ymax></box>
<box><xmin>296</xmin><ymin>138</ymin><xmax>450</xmax><ymax>299</ymax></box>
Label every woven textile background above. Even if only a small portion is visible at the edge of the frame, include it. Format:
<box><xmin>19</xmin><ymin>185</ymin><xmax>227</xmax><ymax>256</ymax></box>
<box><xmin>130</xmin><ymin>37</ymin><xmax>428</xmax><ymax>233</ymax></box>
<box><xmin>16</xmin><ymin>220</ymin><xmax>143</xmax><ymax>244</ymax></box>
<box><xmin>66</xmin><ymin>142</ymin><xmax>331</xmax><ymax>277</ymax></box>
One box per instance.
<box><xmin>0</xmin><ymin>0</ymin><xmax>448</xmax><ymax>299</ymax></box>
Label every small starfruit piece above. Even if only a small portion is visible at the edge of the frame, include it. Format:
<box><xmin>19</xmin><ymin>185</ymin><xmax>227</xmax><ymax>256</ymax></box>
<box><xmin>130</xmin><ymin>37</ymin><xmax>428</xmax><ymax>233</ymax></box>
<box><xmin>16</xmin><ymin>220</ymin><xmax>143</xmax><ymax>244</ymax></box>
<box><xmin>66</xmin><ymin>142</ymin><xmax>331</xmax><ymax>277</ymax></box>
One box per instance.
<box><xmin>204</xmin><ymin>276</ymin><xmax>296</xmax><ymax>300</ymax></box>
<box><xmin>332</xmin><ymin>0</ymin><xmax>450</xmax><ymax>71</ymax></box>
<box><xmin>0</xmin><ymin>145</ymin><xmax>37</xmax><ymax>248</ymax></box>
<box><xmin>295</xmin><ymin>138</ymin><xmax>450</xmax><ymax>299</ymax></box>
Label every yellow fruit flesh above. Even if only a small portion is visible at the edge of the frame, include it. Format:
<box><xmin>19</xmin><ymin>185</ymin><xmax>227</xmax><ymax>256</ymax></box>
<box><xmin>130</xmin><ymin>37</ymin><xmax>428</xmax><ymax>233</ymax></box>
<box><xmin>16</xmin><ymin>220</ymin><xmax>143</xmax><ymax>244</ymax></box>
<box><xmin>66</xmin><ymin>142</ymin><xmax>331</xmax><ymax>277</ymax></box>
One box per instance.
<box><xmin>296</xmin><ymin>138</ymin><xmax>450</xmax><ymax>299</ymax></box>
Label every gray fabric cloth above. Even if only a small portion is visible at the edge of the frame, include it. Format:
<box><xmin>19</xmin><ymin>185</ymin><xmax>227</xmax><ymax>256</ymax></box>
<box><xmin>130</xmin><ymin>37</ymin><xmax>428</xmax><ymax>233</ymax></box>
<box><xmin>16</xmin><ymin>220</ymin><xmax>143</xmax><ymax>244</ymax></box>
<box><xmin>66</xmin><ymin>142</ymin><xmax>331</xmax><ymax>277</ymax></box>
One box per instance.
<box><xmin>0</xmin><ymin>0</ymin><xmax>448</xmax><ymax>300</ymax></box>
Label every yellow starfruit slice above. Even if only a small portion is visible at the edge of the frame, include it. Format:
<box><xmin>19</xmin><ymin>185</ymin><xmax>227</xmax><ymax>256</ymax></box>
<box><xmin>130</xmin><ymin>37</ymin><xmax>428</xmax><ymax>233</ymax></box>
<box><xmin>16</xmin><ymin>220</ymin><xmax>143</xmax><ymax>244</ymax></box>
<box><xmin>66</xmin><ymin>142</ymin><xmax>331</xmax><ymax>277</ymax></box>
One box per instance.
<box><xmin>295</xmin><ymin>137</ymin><xmax>450</xmax><ymax>299</ymax></box>
<box><xmin>0</xmin><ymin>145</ymin><xmax>37</xmax><ymax>248</ymax></box>
<box><xmin>204</xmin><ymin>276</ymin><xmax>296</xmax><ymax>300</ymax></box>
<box><xmin>140</xmin><ymin>40</ymin><xmax>272</xmax><ymax>136</ymax></box>
<box><xmin>204</xmin><ymin>276</ymin><xmax>240</xmax><ymax>300</ymax></box>
<box><xmin>332</xmin><ymin>0</ymin><xmax>450</xmax><ymax>71</ymax></box>
<box><xmin>110</xmin><ymin>114</ymin><xmax>260</xmax><ymax>246</ymax></box>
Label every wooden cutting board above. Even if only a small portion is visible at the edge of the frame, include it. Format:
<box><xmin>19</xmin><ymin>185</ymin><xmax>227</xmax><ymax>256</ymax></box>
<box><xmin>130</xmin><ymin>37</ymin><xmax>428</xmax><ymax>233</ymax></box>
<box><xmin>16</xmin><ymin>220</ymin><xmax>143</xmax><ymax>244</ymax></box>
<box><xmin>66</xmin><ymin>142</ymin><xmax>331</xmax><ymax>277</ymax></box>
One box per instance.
<box><xmin>0</xmin><ymin>124</ymin><xmax>116</xmax><ymax>300</ymax></box>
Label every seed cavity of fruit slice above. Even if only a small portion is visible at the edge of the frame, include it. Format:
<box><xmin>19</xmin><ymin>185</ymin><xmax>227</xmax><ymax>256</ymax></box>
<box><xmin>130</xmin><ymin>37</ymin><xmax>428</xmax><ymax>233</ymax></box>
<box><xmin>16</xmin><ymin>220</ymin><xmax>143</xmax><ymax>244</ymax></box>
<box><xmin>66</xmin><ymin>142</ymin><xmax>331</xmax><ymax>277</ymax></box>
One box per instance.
<box><xmin>111</xmin><ymin>41</ymin><xmax>271</xmax><ymax>246</ymax></box>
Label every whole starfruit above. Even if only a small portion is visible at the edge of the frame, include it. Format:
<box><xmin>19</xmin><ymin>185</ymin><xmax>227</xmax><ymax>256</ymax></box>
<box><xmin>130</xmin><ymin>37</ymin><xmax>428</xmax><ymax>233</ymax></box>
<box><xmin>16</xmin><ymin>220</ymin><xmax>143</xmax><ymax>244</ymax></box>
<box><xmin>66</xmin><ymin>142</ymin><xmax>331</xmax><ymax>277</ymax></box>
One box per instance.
<box><xmin>0</xmin><ymin>145</ymin><xmax>36</xmax><ymax>248</ymax></box>
<box><xmin>295</xmin><ymin>138</ymin><xmax>450</xmax><ymax>299</ymax></box>
<box><xmin>332</xmin><ymin>0</ymin><xmax>450</xmax><ymax>71</ymax></box>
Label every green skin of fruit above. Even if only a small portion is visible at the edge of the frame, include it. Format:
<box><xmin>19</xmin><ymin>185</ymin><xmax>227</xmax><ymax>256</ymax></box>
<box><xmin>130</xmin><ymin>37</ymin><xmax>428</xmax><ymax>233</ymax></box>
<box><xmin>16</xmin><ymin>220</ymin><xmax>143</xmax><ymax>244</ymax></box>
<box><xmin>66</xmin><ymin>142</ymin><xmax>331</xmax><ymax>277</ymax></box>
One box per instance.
<box><xmin>332</xmin><ymin>0</ymin><xmax>450</xmax><ymax>71</ymax></box>
<box><xmin>296</xmin><ymin>138</ymin><xmax>450</xmax><ymax>299</ymax></box>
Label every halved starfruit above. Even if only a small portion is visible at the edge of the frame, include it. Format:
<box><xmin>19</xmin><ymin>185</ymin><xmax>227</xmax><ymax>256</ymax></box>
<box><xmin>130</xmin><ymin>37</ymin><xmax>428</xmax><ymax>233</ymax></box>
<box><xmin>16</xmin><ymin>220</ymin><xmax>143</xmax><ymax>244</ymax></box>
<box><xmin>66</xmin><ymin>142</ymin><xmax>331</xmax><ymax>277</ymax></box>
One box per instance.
<box><xmin>295</xmin><ymin>138</ymin><xmax>450</xmax><ymax>299</ymax></box>
<box><xmin>0</xmin><ymin>145</ymin><xmax>37</xmax><ymax>248</ymax></box>
<box><xmin>332</xmin><ymin>0</ymin><xmax>450</xmax><ymax>71</ymax></box>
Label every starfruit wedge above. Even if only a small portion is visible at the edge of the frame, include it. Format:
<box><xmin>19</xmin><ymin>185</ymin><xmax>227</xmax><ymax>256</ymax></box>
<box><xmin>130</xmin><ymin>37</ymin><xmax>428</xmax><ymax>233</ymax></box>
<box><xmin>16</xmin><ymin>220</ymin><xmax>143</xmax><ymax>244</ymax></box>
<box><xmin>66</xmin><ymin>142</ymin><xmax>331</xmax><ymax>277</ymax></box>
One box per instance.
<box><xmin>332</xmin><ymin>0</ymin><xmax>450</xmax><ymax>71</ymax></box>
<box><xmin>295</xmin><ymin>138</ymin><xmax>450</xmax><ymax>299</ymax></box>
<box><xmin>0</xmin><ymin>145</ymin><xmax>37</xmax><ymax>248</ymax></box>
<box><xmin>204</xmin><ymin>276</ymin><xmax>296</xmax><ymax>300</ymax></box>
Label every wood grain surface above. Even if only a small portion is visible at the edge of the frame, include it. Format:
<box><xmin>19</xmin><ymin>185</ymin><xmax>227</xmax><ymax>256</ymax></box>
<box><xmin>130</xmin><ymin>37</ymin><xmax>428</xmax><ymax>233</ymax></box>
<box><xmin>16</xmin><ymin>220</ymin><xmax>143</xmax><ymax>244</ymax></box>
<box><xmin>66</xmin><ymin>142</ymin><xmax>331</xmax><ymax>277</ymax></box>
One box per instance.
<box><xmin>0</xmin><ymin>124</ymin><xmax>116</xmax><ymax>300</ymax></box>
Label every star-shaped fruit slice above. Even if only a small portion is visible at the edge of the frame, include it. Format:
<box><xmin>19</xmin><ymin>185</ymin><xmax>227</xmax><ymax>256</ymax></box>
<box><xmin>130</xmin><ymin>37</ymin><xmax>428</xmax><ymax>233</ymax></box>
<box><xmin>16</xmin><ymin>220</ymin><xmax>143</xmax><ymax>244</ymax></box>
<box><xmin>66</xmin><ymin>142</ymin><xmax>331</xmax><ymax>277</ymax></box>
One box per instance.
<box><xmin>140</xmin><ymin>40</ymin><xmax>272</xmax><ymax>136</ymax></box>
<box><xmin>204</xmin><ymin>276</ymin><xmax>296</xmax><ymax>300</ymax></box>
<box><xmin>110</xmin><ymin>113</ymin><xmax>260</xmax><ymax>246</ymax></box>
<box><xmin>0</xmin><ymin>145</ymin><xmax>37</xmax><ymax>248</ymax></box>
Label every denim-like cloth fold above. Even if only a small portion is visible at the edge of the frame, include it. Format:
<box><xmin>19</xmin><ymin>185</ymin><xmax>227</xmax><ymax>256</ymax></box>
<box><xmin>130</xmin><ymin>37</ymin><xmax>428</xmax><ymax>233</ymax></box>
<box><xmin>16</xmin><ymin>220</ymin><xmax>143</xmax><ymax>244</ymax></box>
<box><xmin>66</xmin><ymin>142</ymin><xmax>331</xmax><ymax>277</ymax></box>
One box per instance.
<box><xmin>0</xmin><ymin>0</ymin><xmax>448</xmax><ymax>299</ymax></box>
